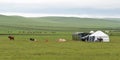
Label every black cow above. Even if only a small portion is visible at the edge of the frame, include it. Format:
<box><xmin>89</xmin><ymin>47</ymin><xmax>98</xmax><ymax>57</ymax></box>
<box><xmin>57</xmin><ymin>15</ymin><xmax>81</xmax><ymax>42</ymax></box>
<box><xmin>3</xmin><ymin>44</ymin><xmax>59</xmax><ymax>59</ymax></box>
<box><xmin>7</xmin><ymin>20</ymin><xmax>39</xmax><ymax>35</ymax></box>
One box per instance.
<box><xmin>97</xmin><ymin>37</ymin><xmax>103</xmax><ymax>42</ymax></box>
<box><xmin>30</xmin><ymin>38</ymin><xmax>37</xmax><ymax>41</ymax></box>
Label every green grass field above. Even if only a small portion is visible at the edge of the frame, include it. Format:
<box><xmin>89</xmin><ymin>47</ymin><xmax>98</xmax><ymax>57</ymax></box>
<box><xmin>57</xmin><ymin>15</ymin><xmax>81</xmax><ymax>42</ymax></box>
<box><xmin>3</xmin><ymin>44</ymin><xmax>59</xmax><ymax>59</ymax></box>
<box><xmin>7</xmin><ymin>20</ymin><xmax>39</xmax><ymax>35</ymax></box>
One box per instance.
<box><xmin>0</xmin><ymin>15</ymin><xmax>120</xmax><ymax>32</ymax></box>
<box><xmin>0</xmin><ymin>15</ymin><xmax>120</xmax><ymax>60</ymax></box>
<box><xmin>0</xmin><ymin>32</ymin><xmax>120</xmax><ymax>60</ymax></box>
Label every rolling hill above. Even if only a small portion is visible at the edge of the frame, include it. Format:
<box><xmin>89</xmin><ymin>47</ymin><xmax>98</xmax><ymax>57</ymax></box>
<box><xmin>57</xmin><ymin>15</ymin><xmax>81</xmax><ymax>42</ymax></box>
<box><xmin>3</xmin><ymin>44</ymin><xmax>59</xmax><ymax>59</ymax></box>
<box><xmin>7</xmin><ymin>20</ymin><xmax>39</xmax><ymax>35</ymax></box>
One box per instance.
<box><xmin>0</xmin><ymin>15</ymin><xmax>120</xmax><ymax>32</ymax></box>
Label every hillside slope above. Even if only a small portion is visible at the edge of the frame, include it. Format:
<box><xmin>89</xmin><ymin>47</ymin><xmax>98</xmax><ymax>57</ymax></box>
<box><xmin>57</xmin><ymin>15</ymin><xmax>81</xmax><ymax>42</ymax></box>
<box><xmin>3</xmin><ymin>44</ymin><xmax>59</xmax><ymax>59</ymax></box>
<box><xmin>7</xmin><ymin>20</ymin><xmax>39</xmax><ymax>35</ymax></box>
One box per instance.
<box><xmin>0</xmin><ymin>15</ymin><xmax>120</xmax><ymax>31</ymax></box>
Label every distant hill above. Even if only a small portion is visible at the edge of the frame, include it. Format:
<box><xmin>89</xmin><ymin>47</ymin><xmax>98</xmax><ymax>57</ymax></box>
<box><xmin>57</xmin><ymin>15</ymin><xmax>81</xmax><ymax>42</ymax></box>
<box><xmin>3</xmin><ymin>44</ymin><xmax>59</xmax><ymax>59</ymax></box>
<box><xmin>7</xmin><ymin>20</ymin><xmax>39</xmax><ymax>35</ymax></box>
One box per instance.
<box><xmin>0</xmin><ymin>15</ymin><xmax>120</xmax><ymax>32</ymax></box>
<box><xmin>104</xmin><ymin>18</ymin><xmax>120</xmax><ymax>21</ymax></box>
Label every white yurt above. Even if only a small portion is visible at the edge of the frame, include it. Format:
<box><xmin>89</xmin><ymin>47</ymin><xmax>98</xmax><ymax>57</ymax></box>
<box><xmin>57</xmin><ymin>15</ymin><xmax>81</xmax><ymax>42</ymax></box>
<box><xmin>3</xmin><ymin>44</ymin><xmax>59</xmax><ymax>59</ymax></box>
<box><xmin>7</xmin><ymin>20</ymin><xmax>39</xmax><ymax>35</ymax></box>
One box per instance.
<box><xmin>88</xmin><ymin>31</ymin><xmax>110</xmax><ymax>42</ymax></box>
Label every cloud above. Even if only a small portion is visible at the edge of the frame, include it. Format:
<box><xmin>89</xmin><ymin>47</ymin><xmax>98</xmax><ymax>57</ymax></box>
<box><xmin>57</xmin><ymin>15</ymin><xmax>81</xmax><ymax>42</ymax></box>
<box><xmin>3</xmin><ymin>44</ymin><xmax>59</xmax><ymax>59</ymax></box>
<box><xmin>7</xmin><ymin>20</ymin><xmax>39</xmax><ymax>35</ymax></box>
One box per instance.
<box><xmin>0</xmin><ymin>0</ymin><xmax>120</xmax><ymax>18</ymax></box>
<box><xmin>0</xmin><ymin>0</ymin><xmax>120</xmax><ymax>9</ymax></box>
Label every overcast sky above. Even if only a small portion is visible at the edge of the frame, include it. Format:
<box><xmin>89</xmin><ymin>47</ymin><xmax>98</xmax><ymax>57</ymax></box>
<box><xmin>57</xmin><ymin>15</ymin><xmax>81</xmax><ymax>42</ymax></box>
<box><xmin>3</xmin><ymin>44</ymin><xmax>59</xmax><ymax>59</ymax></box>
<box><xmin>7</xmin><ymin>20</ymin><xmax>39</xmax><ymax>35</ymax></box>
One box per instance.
<box><xmin>0</xmin><ymin>0</ymin><xmax>120</xmax><ymax>18</ymax></box>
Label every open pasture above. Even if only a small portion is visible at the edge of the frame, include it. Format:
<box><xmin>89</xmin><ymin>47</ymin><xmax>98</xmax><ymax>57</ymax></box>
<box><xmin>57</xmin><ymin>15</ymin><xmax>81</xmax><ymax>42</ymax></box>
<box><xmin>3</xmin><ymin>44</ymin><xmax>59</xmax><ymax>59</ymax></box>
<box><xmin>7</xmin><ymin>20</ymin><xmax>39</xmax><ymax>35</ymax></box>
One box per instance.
<box><xmin>0</xmin><ymin>15</ymin><xmax>120</xmax><ymax>60</ymax></box>
<box><xmin>0</xmin><ymin>32</ymin><xmax>120</xmax><ymax>60</ymax></box>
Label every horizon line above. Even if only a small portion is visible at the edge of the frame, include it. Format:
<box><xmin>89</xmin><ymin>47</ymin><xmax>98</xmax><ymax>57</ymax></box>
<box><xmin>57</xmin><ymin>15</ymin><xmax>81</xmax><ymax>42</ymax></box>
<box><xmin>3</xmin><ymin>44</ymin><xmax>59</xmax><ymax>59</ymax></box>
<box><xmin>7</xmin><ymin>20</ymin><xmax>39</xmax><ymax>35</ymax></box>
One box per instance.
<box><xmin>0</xmin><ymin>12</ymin><xmax>120</xmax><ymax>18</ymax></box>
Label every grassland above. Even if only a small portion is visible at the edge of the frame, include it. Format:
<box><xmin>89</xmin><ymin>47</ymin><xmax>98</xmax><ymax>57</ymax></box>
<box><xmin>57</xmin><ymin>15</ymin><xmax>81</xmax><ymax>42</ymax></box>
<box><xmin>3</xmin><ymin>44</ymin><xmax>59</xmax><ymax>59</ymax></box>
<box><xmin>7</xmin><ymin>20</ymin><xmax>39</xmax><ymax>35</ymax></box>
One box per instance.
<box><xmin>0</xmin><ymin>33</ymin><xmax>120</xmax><ymax>60</ymax></box>
<box><xmin>0</xmin><ymin>15</ymin><xmax>120</xmax><ymax>33</ymax></box>
<box><xmin>0</xmin><ymin>15</ymin><xmax>120</xmax><ymax>60</ymax></box>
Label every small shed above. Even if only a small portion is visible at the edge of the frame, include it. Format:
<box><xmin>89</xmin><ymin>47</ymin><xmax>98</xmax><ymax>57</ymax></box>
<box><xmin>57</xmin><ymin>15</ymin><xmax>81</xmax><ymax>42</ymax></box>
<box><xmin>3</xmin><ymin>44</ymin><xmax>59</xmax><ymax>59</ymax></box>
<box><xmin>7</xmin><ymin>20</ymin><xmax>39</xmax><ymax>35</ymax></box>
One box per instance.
<box><xmin>89</xmin><ymin>31</ymin><xmax>94</xmax><ymax>34</ymax></box>
<box><xmin>72</xmin><ymin>32</ymin><xmax>90</xmax><ymax>41</ymax></box>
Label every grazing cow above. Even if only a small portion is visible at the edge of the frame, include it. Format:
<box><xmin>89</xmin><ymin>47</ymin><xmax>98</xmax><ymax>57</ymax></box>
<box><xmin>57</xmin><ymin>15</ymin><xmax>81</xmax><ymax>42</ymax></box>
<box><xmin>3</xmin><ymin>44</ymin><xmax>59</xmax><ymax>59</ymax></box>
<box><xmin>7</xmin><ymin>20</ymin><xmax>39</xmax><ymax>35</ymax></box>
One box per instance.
<box><xmin>45</xmin><ymin>40</ymin><xmax>48</xmax><ymax>42</ymax></box>
<box><xmin>30</xmin><ymin>38</ymin><xmax>37</xmax><ymax>42</ymax></box>
<box><xmin>57</xmin><ymin>38</ymin><xmax>66</xmax><ymax>42</ymax></box>
<box><xmin>97</xmin><ymin>37</ymin><xmax>103</xmax><ymax>42</ymax></box>
<box><xmin>8</xmin><ymin>36</ymin><xmax>14</xmax><ymax>40</ymax></box>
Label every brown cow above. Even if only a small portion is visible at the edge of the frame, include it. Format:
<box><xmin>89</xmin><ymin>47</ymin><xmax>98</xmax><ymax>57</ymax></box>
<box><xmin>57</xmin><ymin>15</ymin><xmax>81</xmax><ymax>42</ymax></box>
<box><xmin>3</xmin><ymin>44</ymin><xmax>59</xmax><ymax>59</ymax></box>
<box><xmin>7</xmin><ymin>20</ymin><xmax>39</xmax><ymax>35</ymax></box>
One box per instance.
<box><xmin>8</xmin><ymin>36</ymin><xmax>14</xmax><ymax>40</ymax></box>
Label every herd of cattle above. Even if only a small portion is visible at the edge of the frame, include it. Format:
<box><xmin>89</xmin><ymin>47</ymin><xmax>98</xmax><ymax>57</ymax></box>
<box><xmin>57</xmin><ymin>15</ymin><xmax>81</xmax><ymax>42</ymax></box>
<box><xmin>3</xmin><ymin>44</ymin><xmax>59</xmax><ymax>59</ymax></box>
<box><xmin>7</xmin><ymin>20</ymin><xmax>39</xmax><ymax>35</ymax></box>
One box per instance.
<box><xmin>8</xmin><ymin>35</ymin><xmax>67</xmax><ymax>42</ymax></box>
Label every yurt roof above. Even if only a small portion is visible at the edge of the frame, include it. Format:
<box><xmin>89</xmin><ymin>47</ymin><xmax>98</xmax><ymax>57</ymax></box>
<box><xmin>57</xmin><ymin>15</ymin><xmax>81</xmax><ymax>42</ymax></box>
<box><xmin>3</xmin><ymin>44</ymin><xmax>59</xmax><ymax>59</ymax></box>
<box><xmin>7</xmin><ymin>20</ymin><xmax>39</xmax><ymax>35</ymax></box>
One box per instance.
<box><xmin>90</xmin><ymin>31</ymin><xmax>108</xmax><ymax>36</ymax></box>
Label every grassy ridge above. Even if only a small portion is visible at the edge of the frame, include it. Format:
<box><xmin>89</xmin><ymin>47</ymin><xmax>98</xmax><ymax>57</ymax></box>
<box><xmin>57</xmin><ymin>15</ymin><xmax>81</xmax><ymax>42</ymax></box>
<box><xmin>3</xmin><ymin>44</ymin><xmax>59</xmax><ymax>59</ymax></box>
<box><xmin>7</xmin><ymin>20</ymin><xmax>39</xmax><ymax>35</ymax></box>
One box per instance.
<box><xmin>0</xmin><ymin>15</ymin><xmax>120</xmax><ymax>32</ymax></box>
